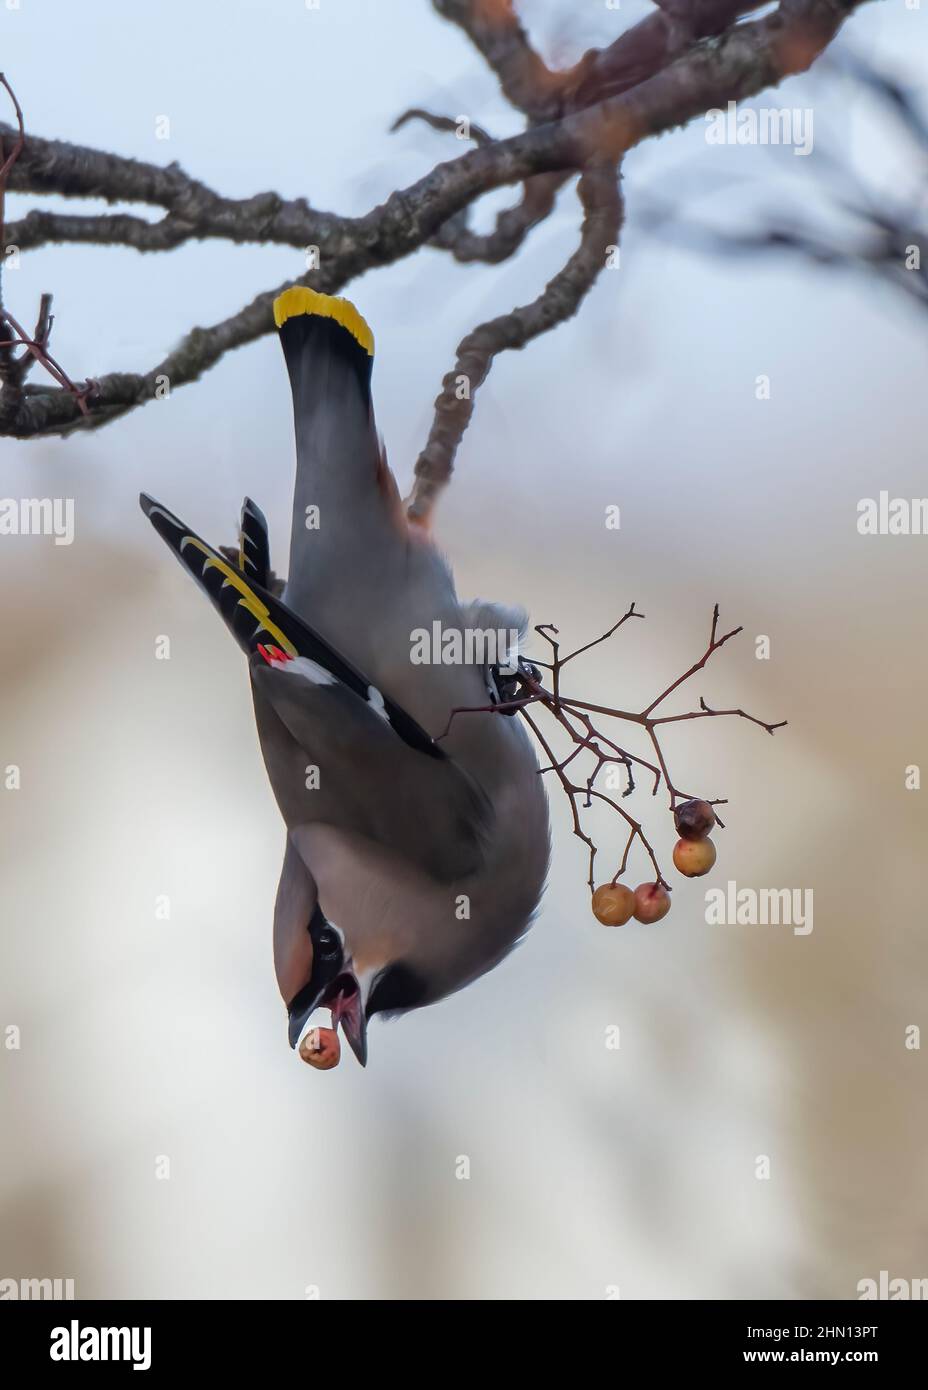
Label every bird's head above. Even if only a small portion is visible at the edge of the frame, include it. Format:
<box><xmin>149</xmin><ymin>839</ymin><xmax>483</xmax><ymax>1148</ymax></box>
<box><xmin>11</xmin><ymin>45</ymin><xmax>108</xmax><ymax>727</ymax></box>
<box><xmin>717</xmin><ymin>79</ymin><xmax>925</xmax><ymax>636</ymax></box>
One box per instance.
<box><xmin>283</xmin><ymin>909</ymin><xmax>432</xmax><ymax>1068</ymax></box>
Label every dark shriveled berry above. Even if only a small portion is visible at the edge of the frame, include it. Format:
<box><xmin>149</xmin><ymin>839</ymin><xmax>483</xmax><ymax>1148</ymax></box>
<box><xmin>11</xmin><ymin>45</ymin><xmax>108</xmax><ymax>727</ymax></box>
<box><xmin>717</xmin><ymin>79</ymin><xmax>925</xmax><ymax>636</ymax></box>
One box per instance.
<box><xmin>673</xmin><ymin>798</ymin><xmax>716</xmax><ymax>841</ymax></box>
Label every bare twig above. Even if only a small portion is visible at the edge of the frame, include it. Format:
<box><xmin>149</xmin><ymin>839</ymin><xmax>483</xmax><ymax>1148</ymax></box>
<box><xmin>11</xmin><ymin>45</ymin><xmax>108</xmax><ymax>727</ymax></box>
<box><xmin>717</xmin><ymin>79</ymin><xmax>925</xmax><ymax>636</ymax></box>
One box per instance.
<box><xmin>0</xmin><ymin>71</ymin><xmax>25</xmax><ymax>259</ymax></box>
<box><xmin>429</xmin><ymin>170</ymin><xmax>568</xmax><ymax>264</ymax></box>
<box><xmin>406</xmin><ymin>162</ymin><xmax>624</xmax><ymax>522</ymax></box>
<box><xmin>0</xmin><ymin>75</ymin><xmax>93</xmax><ymax>428</ymax></box>
<box><xmin>431</xmin><ymin>0</ymin><xmax>563</xmax><ymax>121</ymax></box>
<box><xmin>391</xmin><ymin>107</ymin><xmax>495</xmax><ymax>146</ymax></box>
<box><xmin>439</xmin><ymin>604</ymin><xmax>785</xmax><ymax>890</ymax></box>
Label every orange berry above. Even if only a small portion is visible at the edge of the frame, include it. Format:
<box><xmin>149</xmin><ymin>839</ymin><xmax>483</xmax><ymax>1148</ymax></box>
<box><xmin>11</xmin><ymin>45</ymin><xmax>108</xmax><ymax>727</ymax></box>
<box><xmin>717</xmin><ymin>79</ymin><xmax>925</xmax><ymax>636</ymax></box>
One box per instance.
<box><xmin>633</xmin><ymin>882</ymin><xmax>671</xmax><ymax>924</ymax></box>
<box><xmin>672</xmin><ymin>836</ymin><xmax>717</xmax><ymax>878</ymax></box>
<box><xmin>299</xmin><ymin>1025</ymin><xmax>341</xmax><ymax>1070</ymax></box>
<box><xmin>591</xmin><ymin>883</ymin><xmax>636</xmax><ymax>926</ymax></box>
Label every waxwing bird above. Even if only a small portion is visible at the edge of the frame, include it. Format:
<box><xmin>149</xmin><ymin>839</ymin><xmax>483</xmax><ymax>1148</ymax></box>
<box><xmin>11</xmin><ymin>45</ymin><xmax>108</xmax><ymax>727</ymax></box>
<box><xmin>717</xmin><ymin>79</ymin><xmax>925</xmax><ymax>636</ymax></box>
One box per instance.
<box><xmin>141</xmin><ymin>287</ymin><xmax>549</xmax><ymax>1066</ymax></box>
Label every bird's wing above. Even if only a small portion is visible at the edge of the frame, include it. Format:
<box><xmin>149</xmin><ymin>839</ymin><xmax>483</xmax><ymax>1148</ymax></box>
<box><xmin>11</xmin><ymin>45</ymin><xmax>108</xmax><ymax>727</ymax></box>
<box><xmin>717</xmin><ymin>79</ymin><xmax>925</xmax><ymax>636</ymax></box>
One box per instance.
<box><xmin>139</xmin><ymin>491</ymin><xmax>441</xmax><ymax>760</ymax></box>
<box><xmin>237</xmin><ymin>495</ymin><xmax>271</xmax><ymax>589</ymax></box>
<box><xmin>140</xmin><ymin>493</ymin><xmax>492</xmax><ymax>879</ymax></box>
<box><xmin>251</xmin><ymin>651</ymin><xmax>492</xmax><ymax>883</ymax></box>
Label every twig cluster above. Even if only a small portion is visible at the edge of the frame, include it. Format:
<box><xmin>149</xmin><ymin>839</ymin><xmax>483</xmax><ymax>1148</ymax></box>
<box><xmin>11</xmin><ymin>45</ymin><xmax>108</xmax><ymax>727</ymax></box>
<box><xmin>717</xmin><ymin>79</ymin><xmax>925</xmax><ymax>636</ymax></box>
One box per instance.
<box><xmin>0</xmin><ymin>75</ymin><xmax>94</xmax><ymax>430</ymax></box>
<box><xmin>442</xmin><ymin>604</ymin><xmax>786</xmax><ymax>891</ymax></box>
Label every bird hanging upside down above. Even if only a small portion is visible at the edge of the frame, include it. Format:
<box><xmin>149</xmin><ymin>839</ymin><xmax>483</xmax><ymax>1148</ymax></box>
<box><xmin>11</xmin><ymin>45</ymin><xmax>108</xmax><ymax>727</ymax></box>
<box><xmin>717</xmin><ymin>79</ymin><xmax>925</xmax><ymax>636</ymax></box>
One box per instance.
<box><xmin>141</xmin><ymin>287</ymin><xmax>550</xmax><ymax>1068</ymax></box>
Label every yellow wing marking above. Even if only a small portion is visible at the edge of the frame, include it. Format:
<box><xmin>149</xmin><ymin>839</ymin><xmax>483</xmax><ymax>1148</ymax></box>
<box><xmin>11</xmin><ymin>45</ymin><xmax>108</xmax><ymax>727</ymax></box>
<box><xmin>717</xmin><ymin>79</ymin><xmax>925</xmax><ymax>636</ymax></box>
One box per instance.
<box><xmin>181</xmin><ymin>537</ymin><xmax>296</xmax><ymax>656</ymax></box>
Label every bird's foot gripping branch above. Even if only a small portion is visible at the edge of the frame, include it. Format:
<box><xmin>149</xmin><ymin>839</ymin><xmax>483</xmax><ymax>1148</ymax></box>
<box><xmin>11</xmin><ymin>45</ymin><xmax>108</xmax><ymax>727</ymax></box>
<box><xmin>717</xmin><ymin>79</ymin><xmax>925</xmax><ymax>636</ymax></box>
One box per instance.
<box><xmin>442</xmin><ymin>603</ymin><xmax>786</xmax><ymax>922</ymax></box>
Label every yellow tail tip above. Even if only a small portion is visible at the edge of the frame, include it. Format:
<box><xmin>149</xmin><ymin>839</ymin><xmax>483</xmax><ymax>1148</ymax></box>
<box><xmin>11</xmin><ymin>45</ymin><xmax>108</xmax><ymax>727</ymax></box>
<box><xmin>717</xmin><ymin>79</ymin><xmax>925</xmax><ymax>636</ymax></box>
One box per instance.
<box><xmin>273</xmin><ymin>287</ymin><xmax>374</xmax><ymax>356</ymax></box>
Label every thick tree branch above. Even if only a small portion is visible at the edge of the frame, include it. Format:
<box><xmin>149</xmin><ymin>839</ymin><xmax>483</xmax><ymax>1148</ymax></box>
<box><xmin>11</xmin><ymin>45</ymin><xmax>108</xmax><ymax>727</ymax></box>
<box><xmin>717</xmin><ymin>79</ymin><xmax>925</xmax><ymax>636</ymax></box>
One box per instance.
<box><xmin>389</xmin><ymin>102</ymin><xmax>561</xmax><ymax>265</ymax></box>
<box><xmin>406</xmin><ymin>0</ymin><xmax>867</xmax><ymax>519</ymax></box>
<box><xmin>406</xmin><ymin>163</ymin><xmax>623</xmax><ymax>520</ymax></box>
<box><xmin>5</xmin><ymin>206</ymin><xmax>212</xmax><ymax>254</ymax></box>
<box><xmin>0</xmin><ymin>0</ymin><xmax>870</xmax><ymax>438</ymax></box>
<box><xmin>434</xmin><ymin>0</ymin><xmax>769</xmax><ymax>120</ymax></box>
<box><xmin>428</xmin><ymin>170</ymin><xmax>567</xmax><ymax>263</ymax></box>
<box><xmin>1</xmin><ymin>2</ymin><xmax>767</xmax><ymax>262</ymax></box>
<box><xmin>431</xmin><ymin>0</ymin><xmax>563</xmax><ymax>121</ymax></box>
<box><xmin>1</xmin><ymin>0</ymin><xmax>863</xmax><ymax>252</ymax></box>
<box><xmin>0</xmin><ymin>124</ymin><xmax>340</xmax><ymax>242</ymax></box>
<box><xmin>423</xmin><ymin>0</ymin><xmax>766</xmax><ymax>272</ymax></box>
<box><xmin>563</xmin><ymin>1</ymin><xmax>769</xmax><ymax>111</ymax></box>
<box><xmin>9</xmin><ymin>275</ymin><xmax>334</xmax><ymax>436</ymax></box>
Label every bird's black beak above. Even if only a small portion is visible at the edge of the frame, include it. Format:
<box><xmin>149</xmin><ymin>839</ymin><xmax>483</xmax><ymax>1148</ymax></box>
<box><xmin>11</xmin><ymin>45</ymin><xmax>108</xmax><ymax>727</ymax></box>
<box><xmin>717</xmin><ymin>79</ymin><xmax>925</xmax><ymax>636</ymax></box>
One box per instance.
<box><xmin>284</xmin><ymin>905</ymin><xmax>368</xmax><ymax>1066</ymax></box>
<box><xmin>286</xmin><ymin>904</ymin><xmax>345</xmax><ymax>1049</ymax></box>
<box><xmin>287</xmin><ymin>967</ymin><xmax>368</xmax><ymax>1067</ymax></box>
<box><xmin>287</xmin><ymin>980</ymin><xmax>327</xmax><ymax>1050</ymax></box>
<box><xmin>330</xmin><ymin>971</ymin><xmax>368</xmax><ymax>1067</ymax></box>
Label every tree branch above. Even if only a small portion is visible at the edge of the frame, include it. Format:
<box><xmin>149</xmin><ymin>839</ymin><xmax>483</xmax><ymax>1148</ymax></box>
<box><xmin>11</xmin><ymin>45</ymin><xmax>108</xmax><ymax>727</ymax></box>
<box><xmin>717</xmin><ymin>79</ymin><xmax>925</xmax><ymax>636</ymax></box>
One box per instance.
<box><xmin>428</xmin><ymin>171</ymin><xmax>566</xmax><ymax>262</ymax></box>
<box><xmin>431</xmin><ymin>0</ymin><xmax>563</xmax><ymax>121</ymax></box>
<box><xmin>406</xmin><ymin>162</ymin><xmax>623</xmax><ymax>521</ymax></box>
<box><xmin>0</xmin><ymin>0</ymin><xmax>870</xmax><ymax>438</ymax></box>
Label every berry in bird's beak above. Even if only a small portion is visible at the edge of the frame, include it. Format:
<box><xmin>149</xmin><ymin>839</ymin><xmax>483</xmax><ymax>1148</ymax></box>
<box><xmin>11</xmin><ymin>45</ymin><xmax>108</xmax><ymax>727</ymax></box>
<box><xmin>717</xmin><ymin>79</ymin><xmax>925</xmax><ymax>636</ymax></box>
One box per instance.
<box><xmin>326</xmin><ymin>970</ymin><xmax>368</xmax><ymax>1068</ymax></box>
<box><xmin>299</xmin><ymin>1026</ymin><xmax>341</xmax><ymax>1070</ymax></box>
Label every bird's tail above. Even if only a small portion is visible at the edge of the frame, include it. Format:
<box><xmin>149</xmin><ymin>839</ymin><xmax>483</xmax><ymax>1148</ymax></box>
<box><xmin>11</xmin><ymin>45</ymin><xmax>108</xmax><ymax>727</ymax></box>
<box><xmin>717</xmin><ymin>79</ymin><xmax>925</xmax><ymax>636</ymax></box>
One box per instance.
<box><xmin>273</xmin><ymin>286</ymin><xmax>404</xmax><ymax>619</ymax></box>
<box><xmin>274</xmin><ymin>286</ymin><xmax>374</xmax><ymax>397</ymax></box>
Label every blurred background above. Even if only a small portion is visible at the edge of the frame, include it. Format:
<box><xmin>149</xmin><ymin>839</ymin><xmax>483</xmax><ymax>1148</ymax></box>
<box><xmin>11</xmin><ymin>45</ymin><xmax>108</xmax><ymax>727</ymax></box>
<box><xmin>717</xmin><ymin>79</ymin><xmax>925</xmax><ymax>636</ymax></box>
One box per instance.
<box><xmin>1</xmin><ymin>0</ymin><xmax>926</xmax><ymax>1300</ymax></box>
